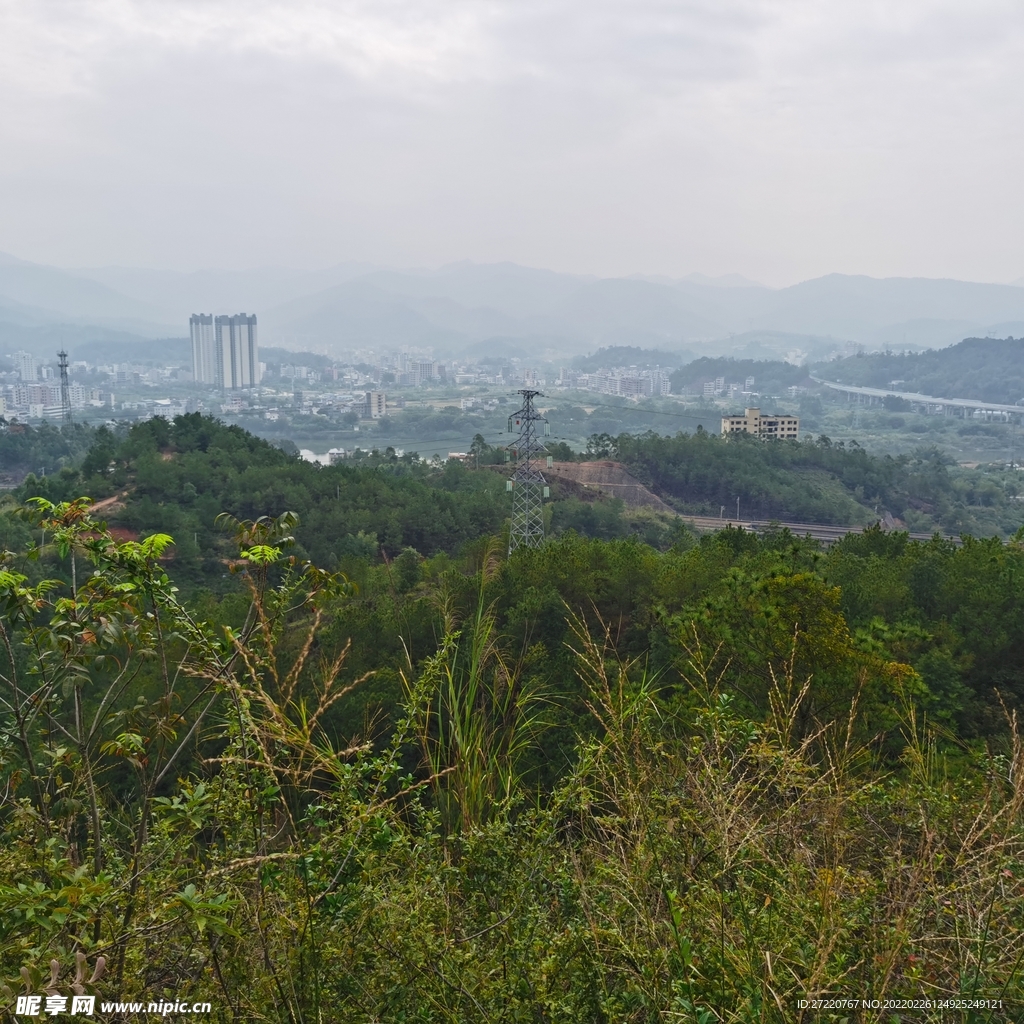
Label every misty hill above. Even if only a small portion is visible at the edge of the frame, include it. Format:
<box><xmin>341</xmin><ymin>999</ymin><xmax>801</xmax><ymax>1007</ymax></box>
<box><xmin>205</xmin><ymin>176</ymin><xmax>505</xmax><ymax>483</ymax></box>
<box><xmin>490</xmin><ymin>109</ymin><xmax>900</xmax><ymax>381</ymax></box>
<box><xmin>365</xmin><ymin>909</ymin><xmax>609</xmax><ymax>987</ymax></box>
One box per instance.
<box><xmin>813</xmin><ymin>337</ymin><xmax>1024</xmax><ymax>405</ymax></box>
<box><xmin>71</xmin><ymin>336</ymin><xmax>191</xmax><ymax>366</ymax></box>
<box><xmin>74</xmin><ymin>262</ymin><xmax>378</xmax><ymax>321</ymax></box>
<box><xmin>7</xmin><ymin>253</ymin><xmax>1024</xmax><ymax>363</ymax></box>
<box><xmin>256</xmin><ymin>268</ymin><xmax>726</xmax><ymax>355</ymax></box>
<box><xmin>358</xmin><ymin>262</ymin><xmax>589</xmax><ymax>318</ymax></box>
<box><xmin>261</xmin><ymin>279</ymin><xmax>522</xmax><ymax>351</ymax></box>
<box><xmin>571</xmin><ymin>346</ymin><xmax>687</xmax><ymax>371</ymax></box>
<box><xmin>0</xmin><ymin>252</ymin><xmax>174</xmax><ymax>337</ymax></box>
<box><xmin>749</xmin><ymin>275</ymin><xmax>1024</xmax><ymax>348</ymax></box>
<box><xmin>245</xmin><ymin>267</ymin><xmax>1024</xmax><ymax>358</ymax></box>
<box><xmin>0</xmin><ymin>252</ymin><xmax>179</xmax><ymax>356</ymax></box>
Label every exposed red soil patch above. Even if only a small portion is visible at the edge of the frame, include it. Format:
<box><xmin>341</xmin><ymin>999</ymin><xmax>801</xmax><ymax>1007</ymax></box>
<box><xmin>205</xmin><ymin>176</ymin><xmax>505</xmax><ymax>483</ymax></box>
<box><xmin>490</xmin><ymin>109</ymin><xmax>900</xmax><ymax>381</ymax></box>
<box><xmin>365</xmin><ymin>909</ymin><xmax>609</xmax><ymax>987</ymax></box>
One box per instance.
<box><xmin>89</xmin><ymin>493</ymin><xmax>128</xmax><ymax>516</ymax></box>
<box><xmin>545</xmin><ymin>461</ymin><xmax>675</xmax><ymax>513</ymax></box>
<box><xmin>107</xmin><ymin>526</ymin><xmax>140</xmax><ymax>542</ymax></box>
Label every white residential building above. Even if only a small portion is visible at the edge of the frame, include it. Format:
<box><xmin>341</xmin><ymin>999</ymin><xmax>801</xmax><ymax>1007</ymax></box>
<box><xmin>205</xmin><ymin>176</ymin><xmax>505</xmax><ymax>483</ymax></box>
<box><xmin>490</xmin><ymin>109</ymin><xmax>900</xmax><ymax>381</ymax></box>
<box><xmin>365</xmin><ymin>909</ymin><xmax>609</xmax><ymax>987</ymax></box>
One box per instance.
<box><xmin>13</xmin><ymin>352</ymin><xmax>37</xmax><ymax>382</ymax></box>
<box><xmin>190</xmin><ymin>315</ymin><xmax>217</xmax><ymax>384</ymax></box>
<box><xmin>215</xmin><ymin>314</ymin><xmax>259</xmax><ymax>390</ymax></box>
<box><xmin>363</xmin><ymin>391</ymin><xmax>387</xmax><ymax>418</ymax></box>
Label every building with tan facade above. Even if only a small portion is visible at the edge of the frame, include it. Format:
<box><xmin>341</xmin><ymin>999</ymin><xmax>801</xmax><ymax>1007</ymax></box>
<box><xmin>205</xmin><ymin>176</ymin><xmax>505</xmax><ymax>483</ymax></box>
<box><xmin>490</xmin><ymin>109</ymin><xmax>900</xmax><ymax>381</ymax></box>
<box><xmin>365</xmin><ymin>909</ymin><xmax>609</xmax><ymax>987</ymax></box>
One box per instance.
<box><xmin>721</xmin><ymin>407</ymin><xmax>799</xmax><ymax>440</ymax></box>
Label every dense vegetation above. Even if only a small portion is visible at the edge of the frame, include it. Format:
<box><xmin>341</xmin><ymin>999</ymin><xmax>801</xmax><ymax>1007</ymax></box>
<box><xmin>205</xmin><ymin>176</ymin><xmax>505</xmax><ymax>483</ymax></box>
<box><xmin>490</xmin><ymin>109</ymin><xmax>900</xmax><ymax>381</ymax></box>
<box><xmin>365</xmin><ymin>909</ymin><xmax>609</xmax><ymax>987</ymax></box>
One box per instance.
<box><xmin>11</xmin><ymin>414</ymin><xmax>1024</xmax><ymax>566</ymax></box>
<box><xmin>8</xmin><ymin>417</ymin><xmax>516</xmax><ymax>589</ymax></box>
<box><xmin>2</xmin><ymin>417</ymin><xmax>1024</xmax><ymax>1020</ymax></box>
<box><xmin>815</xmin><ymin>337</ymin><xmax>1024</xmax><ymax>405</ymax></box>
<box><xmin>614</xmin><ymin>430</ymin><xmax>1024</xmax><ymax>536</ymax></box>
<box><xmin>680</xmin><ymin>337</ymin><xmax>1024</xmax><ymax>406</ymax></box>
<box><xmin>0</xmin><ymin>421</ymin><xmax>96</xmax><ymax>486</ymax></box>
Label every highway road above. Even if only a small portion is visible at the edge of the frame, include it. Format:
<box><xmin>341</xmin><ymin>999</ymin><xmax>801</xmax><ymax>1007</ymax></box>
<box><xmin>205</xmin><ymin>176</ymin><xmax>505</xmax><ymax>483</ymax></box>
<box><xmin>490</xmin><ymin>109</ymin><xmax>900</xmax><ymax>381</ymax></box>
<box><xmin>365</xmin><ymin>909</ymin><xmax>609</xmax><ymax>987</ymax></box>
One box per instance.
<box><xmin>811</xmin><ymin>377</ymin><xmax>1024</xmax><ymax>417</ymax></box>
<box><xmin>678</xmin><ymin>514</ymin><xmax>961</xmax><ymax>545</ymax></box>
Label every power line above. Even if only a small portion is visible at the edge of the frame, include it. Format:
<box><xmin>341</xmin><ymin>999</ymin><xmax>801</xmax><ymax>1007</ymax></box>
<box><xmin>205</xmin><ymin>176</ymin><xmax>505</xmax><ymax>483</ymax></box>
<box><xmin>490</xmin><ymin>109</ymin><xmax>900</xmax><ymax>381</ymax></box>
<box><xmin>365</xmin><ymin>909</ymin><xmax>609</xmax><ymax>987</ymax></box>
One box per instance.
<box><xmin>305</xmin><ymin>433</ymin><xmax>509</xmax><ymax>450</ymax></box>
<box><xmin>58</xmin><ymin>350</ymin><xmax>72</xmax><ymax>427</ymax></box>
<box><xmin>506</xmin><ymin>390</ymin><xmax>548</xmax><ymax>553</ymax></box>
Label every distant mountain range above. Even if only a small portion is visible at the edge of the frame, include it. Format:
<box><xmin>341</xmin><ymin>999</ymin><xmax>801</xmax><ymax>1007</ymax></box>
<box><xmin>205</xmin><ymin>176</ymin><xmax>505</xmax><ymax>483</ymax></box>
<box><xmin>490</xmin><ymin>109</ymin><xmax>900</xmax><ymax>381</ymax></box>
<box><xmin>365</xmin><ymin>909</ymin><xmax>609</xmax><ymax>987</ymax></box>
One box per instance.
<box><xmin>1</xmin><ymin>250</ymin><xmax>1024</xmax><ymax>364</ymax></box>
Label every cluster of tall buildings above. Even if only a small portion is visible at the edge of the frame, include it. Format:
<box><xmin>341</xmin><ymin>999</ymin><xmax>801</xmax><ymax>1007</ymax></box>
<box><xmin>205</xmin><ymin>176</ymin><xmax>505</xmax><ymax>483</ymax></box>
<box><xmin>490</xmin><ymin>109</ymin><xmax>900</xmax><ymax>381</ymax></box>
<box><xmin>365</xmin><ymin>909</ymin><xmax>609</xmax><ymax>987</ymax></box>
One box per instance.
<box><xmin>557</xmin><ymin>366</ymin><xmax>671</xmax><ymax>398</ymax></box>
<box><xmin>390</xmin><ymin>355</ymin><xmax>446</xmax><ymax>386</ymax></box>
<box><xmin>1</xmin><ymin>379</ymin><xmax>106</xmax><ymax>420</ymax></box>
<box><xmin>190</xmin><ymin>314</ymin><xmax>260</xmax><ymax>390</ymax></box>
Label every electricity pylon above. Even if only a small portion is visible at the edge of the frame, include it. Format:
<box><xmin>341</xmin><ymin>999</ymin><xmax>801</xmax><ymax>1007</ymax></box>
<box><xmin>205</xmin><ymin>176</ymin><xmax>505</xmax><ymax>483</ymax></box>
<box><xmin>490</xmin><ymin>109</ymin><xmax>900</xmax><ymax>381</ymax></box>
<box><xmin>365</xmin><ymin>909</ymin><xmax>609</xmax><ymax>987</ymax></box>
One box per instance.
<box><xmin>506</xmin><ymin>389</ymin><xmax>548</xmax><ymax>553</ymax></box>
<box><xmin>58</xmin><ymin>350</ymin><xmax>72</xmax><ymax>426</ymax></box>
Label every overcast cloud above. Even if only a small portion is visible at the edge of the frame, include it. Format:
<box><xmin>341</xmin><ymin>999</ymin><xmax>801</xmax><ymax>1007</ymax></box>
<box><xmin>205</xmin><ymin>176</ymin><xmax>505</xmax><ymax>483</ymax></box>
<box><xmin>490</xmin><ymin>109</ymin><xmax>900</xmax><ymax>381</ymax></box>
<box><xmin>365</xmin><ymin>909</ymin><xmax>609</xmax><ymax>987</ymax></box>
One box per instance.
<box><xmin>1</xmin><ymin>0</ymin><xmax>1023</xmax><ymax>284</ymax></box>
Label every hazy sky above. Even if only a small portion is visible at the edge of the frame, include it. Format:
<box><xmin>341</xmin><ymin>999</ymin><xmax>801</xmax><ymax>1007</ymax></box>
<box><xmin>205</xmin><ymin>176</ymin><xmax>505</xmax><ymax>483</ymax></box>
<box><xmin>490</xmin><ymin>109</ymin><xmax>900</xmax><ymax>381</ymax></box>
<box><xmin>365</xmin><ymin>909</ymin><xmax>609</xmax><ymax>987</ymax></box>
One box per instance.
<box><xmin>2</xmin><ymin>0</ymin><xmax>1023</xmax><ymax>285</ymax></box>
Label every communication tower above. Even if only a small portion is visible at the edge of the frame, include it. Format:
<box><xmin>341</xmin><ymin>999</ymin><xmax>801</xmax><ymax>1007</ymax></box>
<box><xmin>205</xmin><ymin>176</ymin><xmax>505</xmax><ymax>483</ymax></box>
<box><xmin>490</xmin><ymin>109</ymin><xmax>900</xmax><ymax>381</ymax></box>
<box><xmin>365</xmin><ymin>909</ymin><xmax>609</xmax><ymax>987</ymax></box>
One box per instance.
<box><xmin>58</xmin><ymin>350</ymin><xmax>72</xmax><ymax>426</ymax></box>
<box><xmin>506</xmin><ymin>389</ymin><xmax>549</xmax><ymax>552</ymax></box>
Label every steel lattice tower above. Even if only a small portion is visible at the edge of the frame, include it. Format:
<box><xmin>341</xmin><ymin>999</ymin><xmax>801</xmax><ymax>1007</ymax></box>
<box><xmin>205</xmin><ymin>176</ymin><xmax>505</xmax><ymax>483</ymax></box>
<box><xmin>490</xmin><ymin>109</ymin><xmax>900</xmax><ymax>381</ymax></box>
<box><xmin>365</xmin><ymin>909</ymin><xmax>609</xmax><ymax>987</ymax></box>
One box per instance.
<box><xmin>57</xmin><ymin>350</ymin><xmax>72</xmax><ymax>426</ymax></box>
<box><xmin>507</xmin><ymin>389</ymin><xmax>548</xmax><ymax>552</ymax></box>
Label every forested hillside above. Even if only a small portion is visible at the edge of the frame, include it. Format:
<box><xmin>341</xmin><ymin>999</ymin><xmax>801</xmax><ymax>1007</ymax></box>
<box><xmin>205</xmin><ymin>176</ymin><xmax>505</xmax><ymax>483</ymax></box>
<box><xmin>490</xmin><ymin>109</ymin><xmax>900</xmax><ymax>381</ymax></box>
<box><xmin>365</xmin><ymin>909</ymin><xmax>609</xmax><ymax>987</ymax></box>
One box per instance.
<box><xmin>0</xmin><ymin>420</ymin><xmax>94</xmax><ymax>486</ymax></box>
<box><xmin>2</xmin><ymin>417</ymin><xmax>1024</xmax><ymax>1020</ymax></box>
<box><xmin>669</xmin><ymin>356</ymin><xmax>808</xmax><ymax>396</ymax></box>
<box><xmin>814</xmin><ymin>336</ymin><xmax>1024</xmax><ymax>403</ymax></box>
<box><xmin>9</xmin><ymin>415</ymin><xmax>1024</xmax><ymax>567</ymax></box>
<box><xmin>8</xmin><ymin>416</ymin><xmax>511</xmax><ymax>583</ymax></box>
<box><xmin>611</xmin><ymin>429</ymin><xmax>1023</xmax><ymax>537</ymax></box>
<box><xmin>571</xmin><ymin>345</ymin><xmax>684</xmax><ymax>371</ymax></box>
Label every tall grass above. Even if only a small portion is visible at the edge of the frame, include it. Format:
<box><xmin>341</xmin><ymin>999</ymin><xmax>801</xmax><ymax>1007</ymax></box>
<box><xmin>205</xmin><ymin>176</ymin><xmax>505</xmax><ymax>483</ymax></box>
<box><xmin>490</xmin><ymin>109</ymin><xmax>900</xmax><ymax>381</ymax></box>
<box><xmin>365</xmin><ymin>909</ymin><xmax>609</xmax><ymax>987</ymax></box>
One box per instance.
<box><xmin>406</xmin><ymin>538</ymin><xmax>546</xmax><ymax>833</ymax></box>
<box><xmin>553</xmin><ymin>618</ymin><xmax>1024</xmax><ymax>1021</ymax></box>
<box><xmin>3</xmin><ymin>524</ymin><xmax>1023</xmax><ymax>1021</ymax></box>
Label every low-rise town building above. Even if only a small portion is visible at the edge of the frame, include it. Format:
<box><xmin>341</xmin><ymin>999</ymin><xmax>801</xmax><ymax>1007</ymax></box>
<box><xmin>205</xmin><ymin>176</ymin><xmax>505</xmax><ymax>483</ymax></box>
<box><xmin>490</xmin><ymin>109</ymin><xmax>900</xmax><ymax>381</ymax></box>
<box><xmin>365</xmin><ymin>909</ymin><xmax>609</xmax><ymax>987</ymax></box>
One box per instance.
<box><xmin>721</xmin><ymin>407</ymin><xmax>799</xmax><ymax>440</ymax></box>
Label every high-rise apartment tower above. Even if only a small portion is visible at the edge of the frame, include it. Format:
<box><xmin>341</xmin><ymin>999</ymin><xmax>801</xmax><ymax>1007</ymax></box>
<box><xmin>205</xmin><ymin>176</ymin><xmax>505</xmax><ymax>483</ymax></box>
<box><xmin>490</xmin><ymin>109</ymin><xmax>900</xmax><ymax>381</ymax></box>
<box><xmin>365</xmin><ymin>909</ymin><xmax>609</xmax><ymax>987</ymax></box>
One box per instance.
<box><xmin>190</xmin><ymin>315</ymin><xmax>216</xmax><ymax>384</ymax></box>
<box><xmin>13</xmin><ymin>351</ymin><xmax>38</xmax><ymax>382</ymax></box>
<box><xmin>190</xmin><ymin>313</ymin><xmax>260</xmax><ymax>389</ymax></box>
<box><xmin>216</xmin><ymin>314</ymin><xmax>259</xmax><ymax>389</ymax></box>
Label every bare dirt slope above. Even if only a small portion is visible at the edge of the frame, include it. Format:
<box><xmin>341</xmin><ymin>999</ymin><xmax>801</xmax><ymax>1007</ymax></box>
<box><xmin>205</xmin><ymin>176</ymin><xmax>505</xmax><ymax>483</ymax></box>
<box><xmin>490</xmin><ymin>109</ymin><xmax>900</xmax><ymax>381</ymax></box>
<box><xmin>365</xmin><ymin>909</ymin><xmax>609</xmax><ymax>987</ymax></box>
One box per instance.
<box><xmin>546</xmin><ymin>461</ymin><xmax>675</xmax><ymax>513</ymax></box>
